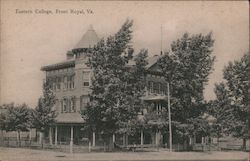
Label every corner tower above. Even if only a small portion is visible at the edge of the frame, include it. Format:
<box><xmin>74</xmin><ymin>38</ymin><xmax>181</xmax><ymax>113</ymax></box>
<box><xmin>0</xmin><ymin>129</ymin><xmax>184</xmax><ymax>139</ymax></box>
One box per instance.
<box><xmin>72</xmin><ymin>25</ymin><xmax>99</xmax><ymax>113</ymax></box>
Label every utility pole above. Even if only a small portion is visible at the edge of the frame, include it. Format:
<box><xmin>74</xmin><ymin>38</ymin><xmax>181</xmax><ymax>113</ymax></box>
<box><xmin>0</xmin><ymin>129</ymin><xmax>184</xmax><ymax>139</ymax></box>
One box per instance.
<box><xmin>160</xmin><ymin>24</ymin><xmax>163</xmax><ymax>55</ymax></box>
<box><xmin>167</xmin><ymin>82</ymin><xmax>172</xmax><ymax>152</ymax></box>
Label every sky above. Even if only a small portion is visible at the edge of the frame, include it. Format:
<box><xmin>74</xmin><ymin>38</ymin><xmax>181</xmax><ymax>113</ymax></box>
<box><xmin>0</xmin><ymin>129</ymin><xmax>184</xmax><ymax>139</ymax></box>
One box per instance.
<box><xmin>0</xmin><ymin>1</ymin><xmax>249</xmax><ymax>108</ymax></box>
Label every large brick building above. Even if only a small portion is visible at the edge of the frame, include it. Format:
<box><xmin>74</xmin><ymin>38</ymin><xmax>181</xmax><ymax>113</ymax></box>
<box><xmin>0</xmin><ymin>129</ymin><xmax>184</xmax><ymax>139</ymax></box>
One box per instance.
<box><xmin>41</xmin><ymin>26</ymin><xmax>169</xmax><ymax>148</ymax></box>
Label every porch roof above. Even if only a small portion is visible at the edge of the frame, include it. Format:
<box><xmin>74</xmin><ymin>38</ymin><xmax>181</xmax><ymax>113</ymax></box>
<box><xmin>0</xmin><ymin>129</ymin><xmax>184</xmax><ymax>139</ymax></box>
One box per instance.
<box><xmin>142</xmin><ymin>94</ymin><xmax>167</xmax><ymax>101</ymax></box>
<box><xmin>55</xmin><ymin>113</ymin><xmax>85</xmax><ymax>124</ymax></box>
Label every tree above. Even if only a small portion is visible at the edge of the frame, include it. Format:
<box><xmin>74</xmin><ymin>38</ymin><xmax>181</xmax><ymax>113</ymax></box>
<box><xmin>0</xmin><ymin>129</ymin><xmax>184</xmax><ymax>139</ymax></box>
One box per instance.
<box><xmin>0</xmin><ymin>104</ymin><xmax>9</xmax><ymax>132</ymax></box>
<box><xmin>0</xmin><ymin>104</ymin><xmax>10</xmax><ymax>144</ymax></box>
<box><xmin>33</xmin><ymin>81</ymin><xmax>56</xmax><ymax>145</ymax></box>
<box><xmin>209</xmin><ymin>83</ymin><xmax>234</xmax><ymax>141</ymax></box>
<box><xmin>117</xmin><ymin>49</ymin><xmax>149</xmax><ymax>134</ymax></box>
<box><xmin>223</xmin><ymin>52</ymin><xmax>250</xmax><ymax>150</ymax></box>
<box><xmin>82</xmin><ymin>20</ymin><xmax>148</xmax><ymax>149</ymax></box>
<box><xmin>3</xmin><ymin>103</ymin><xmax>32</xmax><ymax>147</ymax></box>
<box><xmin>158</xmin><ymin>32</ymin><xmax>215</xmax><ymax>144</ymax></box>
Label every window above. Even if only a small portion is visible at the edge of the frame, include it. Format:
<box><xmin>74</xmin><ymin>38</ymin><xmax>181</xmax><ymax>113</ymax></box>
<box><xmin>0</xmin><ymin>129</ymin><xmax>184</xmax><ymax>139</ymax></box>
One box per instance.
<box><xmin>60</xmin><ymin>97</ymin><xmax>76</xmax><ymax>113</ymax></box>
<box><xmin>63</xmin><ymin>76</ymin><xmax>67</xmax><ymax>90</ymax></box>
<box><xmin>82</xmin><ymin>71</ymin><xmax>90</xmax><ymax>87</ymax></box>
<box><xmin>56</xmin><ymin>77</ymin><xmax>61</xmax><ymax>90</ymax></box>
<box><xmin>158</xmin><ymin>83</ymin><xmax>161</xmax><ymax>94</ymax></box>
<box><xmin>148</xmin><ymin>81</ymin><xmax>154</xmax><ymax>93</ymax></box>
<box><xmin>52</xmin><ymin>78</ymin><xmax>56</xmax><ymax>91</ymax></box>
<box><xmin>156</xmin><ymin>103</ymin><xmax>162</xmax><ymax>115</ymax></box>
<box><xmin>72</xmin><ymin>75</ymin><xmax>75</xmax><ymax>89</ymax></box>
<box><xmin>160</xmin><ymin>84</ymin><xmax>166</xmax><ymax>95</ymax></box>
<box><xmin>69</xmin><ymin>75</ymin><xmax>75</xmax><ymax>89</ymax></box>
<box><xmin>83</xmin><ymin>82</ymin><xmax>89</xmax><ymax>86</ymax></box>
<box><xmin>68</xmin><ymin>98</ymin><xmax>71</xmax><ymax>111</ymax></box>
<box><xmin>80</xmin><ymin>95</ymin><xmax>89</xmax><ymax>111</ymax></box>
<box><xmin>67</xmin><ymin>76</ymin><xmax>71</xmax><ymax>89</ymax></box>
<box><xmin>70</xmin><ymin>97</ymin><xmax>76</xmax><ymax>112</ymax></box>
<box><xmin>62</xmin><ymin>98</ymin><xmax>68</xmax><ymax>112</ymax></box>
<box><xmin>153</xmin><ymin>82</ymin><xmax>159</xmax><ymax>93</ymax></box>
<box><xmin>60</xmin><ymin>100</ymin><xmax>63</xmax><ymax>113</ymax></box>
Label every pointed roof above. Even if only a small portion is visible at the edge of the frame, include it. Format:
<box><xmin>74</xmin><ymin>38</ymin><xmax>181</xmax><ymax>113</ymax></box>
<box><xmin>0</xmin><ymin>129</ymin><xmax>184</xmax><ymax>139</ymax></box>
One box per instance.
<box><xmin>74</xmin><ymin>25</ymin><xmax>99</xmax><ymax>49</ymax></box>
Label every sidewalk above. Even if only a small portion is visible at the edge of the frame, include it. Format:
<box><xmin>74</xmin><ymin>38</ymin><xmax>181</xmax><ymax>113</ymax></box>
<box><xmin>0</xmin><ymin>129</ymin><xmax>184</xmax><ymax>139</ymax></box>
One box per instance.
<box><xmin>0</xmin><ymin>147</ymin><xmax>249</xmax><ymax>161</ymax></box>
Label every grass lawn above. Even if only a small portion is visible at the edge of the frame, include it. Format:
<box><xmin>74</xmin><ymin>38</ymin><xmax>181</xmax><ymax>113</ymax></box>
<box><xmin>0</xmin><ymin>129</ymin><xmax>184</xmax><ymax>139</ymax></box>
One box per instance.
<box><xmin>0</xmin><ymin>147</ymin><xmax>249</xmax><ymax>161</ymax></box>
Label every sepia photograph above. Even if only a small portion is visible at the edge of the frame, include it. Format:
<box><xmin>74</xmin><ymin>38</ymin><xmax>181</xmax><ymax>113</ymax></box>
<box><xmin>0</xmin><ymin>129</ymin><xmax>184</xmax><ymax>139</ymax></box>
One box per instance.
<box><xmin>0</xmin><ymin>0</ymin><xmax>249</xmax><ymax>161</ymax></box>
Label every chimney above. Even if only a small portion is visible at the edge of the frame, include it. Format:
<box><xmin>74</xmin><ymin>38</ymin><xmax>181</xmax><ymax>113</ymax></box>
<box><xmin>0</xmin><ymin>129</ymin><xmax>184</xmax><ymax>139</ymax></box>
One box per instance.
<box><xmin>66</xmin><ymin>51</ymin><xmax>74</xmax><ymax>60</ymax></box>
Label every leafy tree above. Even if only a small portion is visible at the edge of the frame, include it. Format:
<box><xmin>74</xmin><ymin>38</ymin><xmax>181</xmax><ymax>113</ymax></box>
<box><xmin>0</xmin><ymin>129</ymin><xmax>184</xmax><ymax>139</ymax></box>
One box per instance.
<box><xmin>117</xmin><ymin>49</ymin><xmax>149</xmax><ymax>134</ymax></box>
<box><xmin>0</xmin><ymin>104</ymin><xmax>9</xmax><ymax>131</ymax></box>
<box><xmin>158</xmin><ymin>32</ymin><xmax>215</xmax><ymax>143</ymax></box>
<box><xmin>82</xmin><ymin>20</ymin><xmax>148</xmax><ymax>149</ymax></box>
<box><xmin>2</xmin><ymin>103</ymin><xmax>32</xmax><ymax>147</ymax></box>
<box><xmin>223</xmin><ymin>52</ymin><xmax>250</xmax><ymax>150</ymax></box>
<box><xmin>33</xmin><ymin>81</ymin><xmax>56</xmax><ymax>145</ymax></box>
<box><xmin>209</xmin><ymin>83</ymin><xmax>234</xmax><ymax>141</ymax></box>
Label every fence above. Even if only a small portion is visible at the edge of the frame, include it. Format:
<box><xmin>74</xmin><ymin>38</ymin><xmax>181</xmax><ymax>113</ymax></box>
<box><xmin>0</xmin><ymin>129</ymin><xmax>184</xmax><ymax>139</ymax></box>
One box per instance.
<box><xmin>1</xmin><ymin>132</ymin><xmax>249</xmax><ymax>153</ymax></box>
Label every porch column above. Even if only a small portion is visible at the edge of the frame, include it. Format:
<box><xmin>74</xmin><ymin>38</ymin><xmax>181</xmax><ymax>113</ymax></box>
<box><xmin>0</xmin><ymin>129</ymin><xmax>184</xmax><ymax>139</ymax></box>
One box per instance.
<box><xmin>49</xmin><ymin>127</ymin><xmax>52</xmax><ymax>145</ymax></box>
<box><xmin>39</xmin><ymin>132</ymin><xmax>43</xmax><ymax>144</ymax></box>
<box><xmin>70</xmin><ymin>126</ymin><xmax>73</xmax><ymax>153</ymax></box>
<box><xmin>92</xmin><ymin>132</ymin><xmax>95</xmax><ymax>147</ymax></box>
<box><xmin>155</xmin><ymin>131</ymin><xmax>158</xmax><ymax>145</ymax></box>
<box><xmin>123</xmin><ymin>134</ymin><xmax>126</xmax><ymax>146</ymax></box>
<box><xmin>126</xmin><ymin>134</ymin><xmax>128</xmax><ymax>146</ymax></box>
<box><xmin>112</xmin><ymin>134</ymin><xmax>115</xmax><ymax>143</ymax></box>
<box><xmin>155</xmin><ymin>130</ymin><xmax>161</xmax><ymax>146</ymax></box>
<box><xmin>189</xmin><ymin>137</ymin><xmax>192</xmax><ymax>145</ymax></box>
<box><xmin>55</xmin><ymin>126</ymin><xmax>58</xmax><ymax>146</ymax></box>
<box><xmin>29</xmin><ymin>129</ymin><xmax>32</xmax><ymax>141</ymax></box>
<box><xmin>140</xmin><ymin>130</ymin><xmax>144</xmax><ymax>145</ymax></box>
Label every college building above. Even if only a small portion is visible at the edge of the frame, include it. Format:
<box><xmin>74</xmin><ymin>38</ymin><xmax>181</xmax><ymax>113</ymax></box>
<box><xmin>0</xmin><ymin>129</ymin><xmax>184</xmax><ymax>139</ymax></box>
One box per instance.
<box><xmin>40</xmin><ymin>25</ymin><xmax>194</xmax><ymax>150</ymax></box>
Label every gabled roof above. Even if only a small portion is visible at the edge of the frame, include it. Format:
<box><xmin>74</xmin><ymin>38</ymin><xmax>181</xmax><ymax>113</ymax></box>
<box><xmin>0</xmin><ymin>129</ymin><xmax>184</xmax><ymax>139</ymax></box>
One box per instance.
<box><xmin>74</xmin><ymin>25</ymin><xmax>99</xmax><ymax>49</ymax></box>
<box><xmin>127</xmin><ymin>55</ymin><xmax>161</xmax><ymax>69</ymax></box>
<box><xmin>146</xmin><ymin>55</ymin><xmax>161</xmax><ymax>69</ymax></box>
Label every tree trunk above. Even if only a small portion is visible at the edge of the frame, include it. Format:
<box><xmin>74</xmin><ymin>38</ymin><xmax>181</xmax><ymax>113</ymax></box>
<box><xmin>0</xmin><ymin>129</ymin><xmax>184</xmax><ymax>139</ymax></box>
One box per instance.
<box><xmin>243</xmin><ymin>138</ymin><xmax>246</xmax><ymax>150</ymax></box>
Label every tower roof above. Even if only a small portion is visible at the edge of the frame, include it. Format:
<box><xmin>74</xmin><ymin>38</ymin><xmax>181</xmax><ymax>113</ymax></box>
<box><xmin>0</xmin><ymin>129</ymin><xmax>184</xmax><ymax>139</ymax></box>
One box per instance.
<box><xmin>74</xmin><ymin>25</ymin><xmax>99</xmax><ymax>49</ymax></box>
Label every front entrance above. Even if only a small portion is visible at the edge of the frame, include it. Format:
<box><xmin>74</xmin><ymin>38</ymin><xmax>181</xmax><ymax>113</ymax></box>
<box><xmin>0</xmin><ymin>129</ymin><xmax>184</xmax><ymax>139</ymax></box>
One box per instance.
<box><xmin>52</xmin><ymin>124</ymin><xmax>86</xmax><ymax>145</ymax></box>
